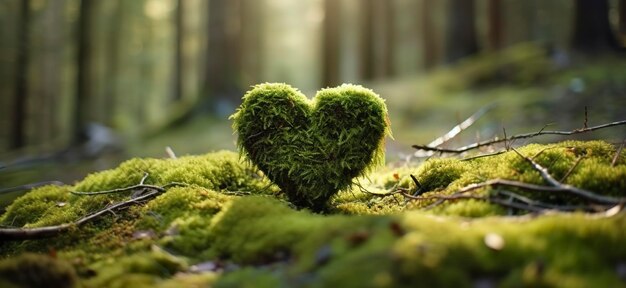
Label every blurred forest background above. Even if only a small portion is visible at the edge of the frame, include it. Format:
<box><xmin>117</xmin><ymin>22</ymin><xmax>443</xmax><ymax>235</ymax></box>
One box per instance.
<box><xmin>1</xmin><ymin>0</ymin><xmax>626</xmax><ymax>195</ymax></box>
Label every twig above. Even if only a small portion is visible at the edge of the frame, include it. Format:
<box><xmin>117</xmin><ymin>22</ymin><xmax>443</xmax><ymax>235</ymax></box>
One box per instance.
<box><xmin>495</xmin><ymin>190</ymin><xmax>602</xmax><ymax>212</ymax></box>
<box><xmin>139</xmin><ymin>172</ymin><xmax>149</xmax><ymax>185</ymax></box>
<box><xmin>503</xmin><ymin>127</ymin><xmax>509</xmax><ymax>151</ymax></box>
<box><xmin>403</xmin><ymin>190</ymin><xmax>547</xmax><ymax>213</ymax></box>
<box><xmin>0</xmin><ymin>181</ymin><xmax>65</xmax><ymax>195</ymax></box>
<box><xmin>165</xmin><ymin>146</ymin><xmax>177</xmax><ymax>159</ymax></box>
<box><xmin>412</xmin><ymin>119</ymin><xmax>626</xmax><ymax>154</ymax></box>
<box><xmin>461</xmin><ymin>150</ymin><xmax>507</xmax><ymax>161</ymax></box>
<box><xmin>560</xmin><ymin>156</ymin><xmax>583</xmax><ymax>183</ymax></box>
<box><xmin>0</xmin><ymin>189</ymin><xmax>161</xmax><ymax>240</ymax></box>
<box><xmin>509</xmin><ymin>148</ymin><xmax>619</xmax><ymax>206</ymax></box>
<box><xmin>456</xmin><ymin>179</ymin><xmax>623</xmax><ymax>205</ymax></box>
<box><xmin>612</xmin><ymin>139</ymin><xmax>625</xmax><ymax>167</ymax></box>
<box><xmin>414</xmin><ymin>104</ymin><xmax>494</xmax><ymax>157</ymax></box>
<box><xmin>428</xmin><ymin>104</ymin><xmax>494</xmax><ymax>148</ymax></box>
<box><xmin>409</xmin><ymin>174</ymin><xmax>425</xmax><ymax>197</ymax></box>
<box><xmin>511</xmin><ymin>148</ymin><xmax>561</xmax><ymax>187</ymax></box>
<box><xmin>583</xmin><ymin>106</ymin><xmax>588</xmax><ymax>129</ymax></box>
<box><xmin>71</xmin><ymin>182</ymin><xmax>186</xmax><ymax>196</ymax></box>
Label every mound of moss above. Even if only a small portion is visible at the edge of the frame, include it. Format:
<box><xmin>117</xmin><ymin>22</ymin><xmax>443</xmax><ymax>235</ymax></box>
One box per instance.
<box><xmin>0</xmin><ymin>141</ymin><xmax>625</xmax><ymax>287</ymax></box>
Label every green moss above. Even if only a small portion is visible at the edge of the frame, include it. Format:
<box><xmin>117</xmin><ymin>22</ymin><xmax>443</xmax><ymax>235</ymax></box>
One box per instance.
<box><xmin>75</xmin><ymin>150</ymin><xmax>272</xmax><ymax>193</ymax></box>
<box><xmin>1</xmin><ymin>140</ymin><xmax>625</xmax><ymax>287</ymax></box>
<box><xmin>164</xmin><ymin>215</ymin><xmax>215</xmax><ymax>257</ymax></box>
<box><xmin>0</xmin><ymin>151</ymin><xmax>271</xmax><ymax>229</ymax></box>
<box><xmin>399</xmin><ymin>140</ymin><xmax>626</xmax><ymax>214</ymax></box>
<box><xmin>0</xmin><ymin>253</ymin><xmax>78</xmax><ymax>288</ymax></box>
<box><xmin>413</xmin><ymin>158</ymin><xmax>471</xmax><ymax>192</ymax></box>
<box><xmin>231</xmin><ymin>83</ymin><xmax>391</xmax><ymax>210</ymax></box>
<box><xmin>205</xmin><ymin>197</ymin><xmax>626</xmax><ymax>287</ymax></box>
<box><xmin>0</xmin><ymin>185</ymin><xmax>69</xmax><ymax>227</ymax></box>
<box><xmin>85</xmin><ymin>249</ymin><xmax>187</xmax><ymax>288</ymax></box>
<box><xmin>215</xmin><ymin>268</ymin><xmax>281</xmax><ymax>288</ymax></box>
<box><xmin>137</xmin><ymin>186</ymin><xmax>232</xmax><ymax>231</ymax></box>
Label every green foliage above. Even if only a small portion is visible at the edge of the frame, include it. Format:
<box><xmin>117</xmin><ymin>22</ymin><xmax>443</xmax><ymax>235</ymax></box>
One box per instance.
<box><xmin>231</xmin><ymin>83</ymin><xmax>391</xmax><ymax>211</ymax></box>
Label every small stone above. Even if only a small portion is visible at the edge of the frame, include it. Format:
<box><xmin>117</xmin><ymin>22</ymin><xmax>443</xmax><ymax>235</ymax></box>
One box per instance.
<box><xmin>315</xmin><ymin>245</ymin><xmax>333</xmax><ymax>266</ymax></box>
<box><xmin>616</xmin><ymin>262</ymin><xmax>626</xmax><ymax>280</ymax></box>
<box><xmin>132</xmin><ymin>230</ymin><xmax>156</xmax><ymax>240</ymax></box>
<box><xmin>189</xmin><ymin>261</ymin><xmax>220</xmax><ymax>273</ymax></box>
<box><xmin>484</xmin><ymin>233</ymin><xmax>505</xmax><ymax>251</ymax></box>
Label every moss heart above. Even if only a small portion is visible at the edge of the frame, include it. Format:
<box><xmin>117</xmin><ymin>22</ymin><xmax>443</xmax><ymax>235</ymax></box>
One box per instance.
<box><xmin>231</xmin><ymin>83</ymin><xmax>391</xmax><ymax>210</ymax></box>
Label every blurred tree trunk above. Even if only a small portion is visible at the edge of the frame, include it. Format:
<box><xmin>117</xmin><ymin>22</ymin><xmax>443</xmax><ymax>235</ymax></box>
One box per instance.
<box><xmin>572</xmin><ymin>0</ymin><xmax>619</xmax><ymax>53</ymax></box>
<box><xmin>11</xmin><ymin>0</ymin><xmax>30</xmax><ymax>149</ymax></box>
<box><xmin>359</xmin><ymin>0</ymin><xmax>394</xmax><ymax>80</ymax></box>
<box><xmin>323</xmin><ymin>0</ymin><xmax>340</xmax><ymax>87</ymax></box>
<box><xmin>105</xmin><ymin>0</ymin><xmax>122</xmax><ymax>126</ymax></box>
<box><xmin>373</xmin><ymin>0</ymin><xmax>394</xmax><ymax>78</ymax></box>
<box><xmin>240</xmin><ymin>0</ymin><xmax>264</xmax><ymax>87</ymax></box>
<box><xmin>617</xmin><ymin>0</ymin><xmax>626</xmax><ymax>41</ymax></box>
<box><xmin>74</xmin><ymin>0</ymin><xmax>95</xmax><ymax>144</ymax></box>
<box><xmin>359</xmin><ymin>0</ymin><xmax>374</xmax><ymax>80</ymax></box>
<box><xmin>205</xmin><ymin>0</ymin><xmax>241</xmax><ymax>102</ymax></box>
<box><xmin>173</xmin><ymin>0</ymin><xmax>184</xmax><ymax>102</ymax></box>
<box><xmin>444</xmin><ymin>0</ymin><xmax>477</xmax><ymax>63</ymax></box>
<box><xmin>421</xmin><ymin>0</ymin><xmax>436</xmax><ymax>69</ymax></box>
<box><xmin>487</xmin><ymin>0</ymin><xmax>502</xmax><ymax>51</ymax></box>
<box><xmin>39</xmin><ymin>0</ymin><xmax>65</xmax><ymax>146</ymax></box>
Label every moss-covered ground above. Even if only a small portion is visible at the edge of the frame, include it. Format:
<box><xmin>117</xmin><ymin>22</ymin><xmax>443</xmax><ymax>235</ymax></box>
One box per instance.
<box><xmin>0</xmin><ymin>139</ymin><xmax>625</xmax><ymax>287</ymax></box>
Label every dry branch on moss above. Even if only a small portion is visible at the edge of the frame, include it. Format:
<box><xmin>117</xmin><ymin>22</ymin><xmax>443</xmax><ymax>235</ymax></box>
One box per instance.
<box><xmin>412</xmin><ymin>119</ymin><xmax>626</xmax><ymax>154</ymax></box>
<box><xmin>402</xmin><ymin>148</ymin><xmax>626</xmax><ymax>213</ymax></box>
<box><xmin>0</xmin><ymin>178</ymin><xmax>185</xmax><ymax>240</ymax></box>
<box><xmin>414</xmin><ymin>104</ymin><xmax>494</xmax><ymax>157</ymax></box>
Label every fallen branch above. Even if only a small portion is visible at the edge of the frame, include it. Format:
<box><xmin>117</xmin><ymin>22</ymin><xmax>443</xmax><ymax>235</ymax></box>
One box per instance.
<box><xmin>71</xmin><ymin>182</ymin><xmax>186</xmax><ymax>196</ymax></box>
<box><xmin>612</xmin><ymin>139</ymin><xmax>625</xmax><ymax>167</ymax></box>
<box><xmin>412</xmin><ymin>119</ymin><xmax>626</xmax><ymax>154</ymax></box>
<box><xmin>0</xmin><ymin>173</ymin><xmax>187</xmax><ymax>240</ymax></box>
<box><xmin>0</xmin><ymin>189</ymin><xmax>160</xmax><ymax>240</ymax></box>
<box><xmin>414</xmin><ymin>104</ymin><xmax>494</xmax><ymax>157</ymax></box>
<box><xmin>456</xmin><ymin>179</ymin><xmax>624</xmax><ymax>205</ymax></box>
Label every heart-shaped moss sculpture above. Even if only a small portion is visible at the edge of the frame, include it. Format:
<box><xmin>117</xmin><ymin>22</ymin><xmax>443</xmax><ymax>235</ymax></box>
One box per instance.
<box><xmin>231</xmin><ymin>83</ymin><xmax>391</xmax><ymax>210</ymax></box>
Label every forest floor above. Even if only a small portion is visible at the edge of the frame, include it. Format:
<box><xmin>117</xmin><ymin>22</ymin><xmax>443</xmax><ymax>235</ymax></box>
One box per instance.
<box><xmin>1</xmin><ymin>44</ymin><xmax>625</xmax><ymax>287</ymax></box>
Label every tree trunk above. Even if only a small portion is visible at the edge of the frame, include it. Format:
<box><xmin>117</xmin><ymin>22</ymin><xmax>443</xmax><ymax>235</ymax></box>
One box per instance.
<box><xmin>617</xmin><ymin>0</ymin><xmax>626</xmax><ymax>40</ymax></box>
<box><xmin>359</xmin><ymin>0</ymin><xmax>374</xmax><ymax>80</ymax></box>
<box><xmin>323</xmin><ymin>0</ymin><xmax>340</xmax><ymax>87</ymax></box>
<box><xmin>204</xmin><ymin>0</ymin><xmax>241</xmax><ymax>101</ymax></box>
<box><xmin>487</xmin><ymin>0</ymin><xmax>502</xmax><ymax>51</ymax></box>
<box><xmin>240</xmin><ymin>0</ymin><xmax>265</xmax><ymax>87</ymax></box>
<box><xmin>173</xmin><ymin>0</ymin><xmax>184</xmax><ymax>102</ymax></box>
<box><xmin>421</xmin><ymin>0</ymin><xmax>436</xmax><ymax>69</ymax></box>
<box><xmin>373</xmin><ymin>0</ymin><xmax>394</xmax><ymax>78</ymax></box>
<box><xmin>359</xmin><ymin>0</ymin><xmax>394</xmax><ymax>80</ymax></box>
<box><xmin>572</xmin><ymin>0</ymin><xmax>619</xmax><ymax>53</ymax></box>
<box><xmin>11</xmin><ymin>0</ymin><xmax>30</xmax><ymax>149</ymax></box>
<box><xmin>104</xmin><ymin>0</ymin><xmax>122</xmax><ymax>126</ymax></box>
<box><xmin>444</xmin><ymin>0</ymin><xmax>478</xmax><ymax>63</ymax></box>
<box><xmin>74</xmin><ymin>0</ymin><xmax>95</xmax><ymax>144</ymax></box>
<box><xmin>39</xmin><ymin>0</ymin><xmax>65</xmax><ymax>147</ymax></box>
